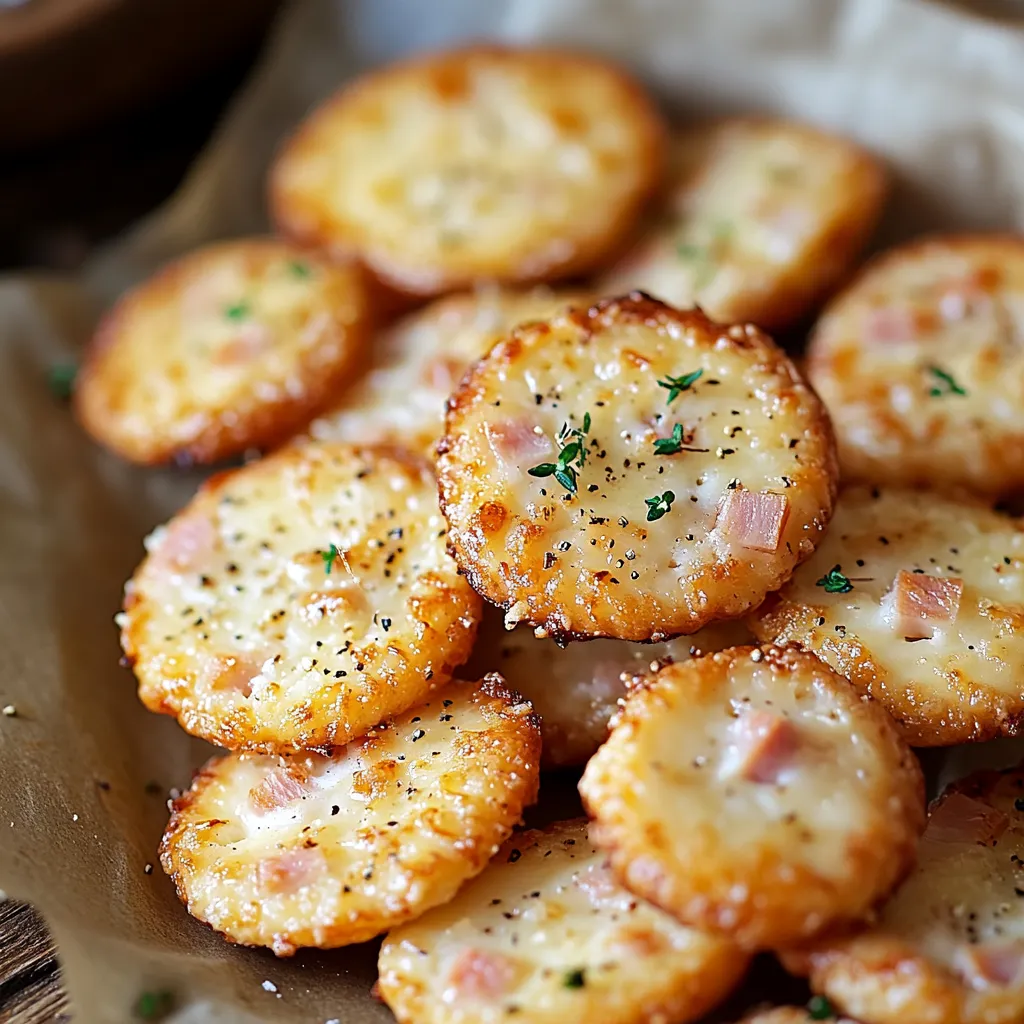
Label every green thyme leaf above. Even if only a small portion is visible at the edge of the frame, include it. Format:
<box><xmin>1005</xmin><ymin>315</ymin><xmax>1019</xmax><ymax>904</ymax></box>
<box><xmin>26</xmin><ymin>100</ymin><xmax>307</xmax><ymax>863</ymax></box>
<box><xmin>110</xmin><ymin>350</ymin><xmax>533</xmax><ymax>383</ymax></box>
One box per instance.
<box><xmin>676</xmin><ymin>242</ymin><xmax>705</xmax><ymax>261</ymax></box>
<box><xmin>224</xmin><ymin>301</ymin><xmax>250</xmax><ymax>321</ymax></box>
<box><xmin>645</xmin><ymin>490</ymin><xmax>675</xmax><ymax>522</ymax></box>
<box><xmin>807</xmin><ymin>994</ymin><xmax>836</xmax><ymax>1020</ymax></box>
<box><xmin>563</xmin><ymin>968</ymin><xmax>586</xmax><ymax>989</ymax></box>
<box><xmin>47</xmin><ymin>363</ymin><xmax>77</xmax><ymax>400</ymax></box>
<box><xmin>816</xmin><ymin>565</ymin><xmax>853</xmax><ymax>594</ymax></box>
<box><xmin>135</xmin><ymin>990</ymin><xmax>174</xmax><ymax>1020</ymax></box>
<box><xmin>530</xmin><ymin>413</ymin><xmax>591</xmax><ymax>495</ymax></box>
<box><xmin>288</xmin><ymin>260</ymin><xmax>311</xmax><ymax>279</ymax></box>
<box><xmin>322</xmin><ymin>544</ymin><xmax>340</xmax><ymax>575</ymax></box>
<box><xmin>654</xmin><ymin>422</ymin><xmax>685</xmax><ymax>456</ymax></box>
<box><xmin>928</xmin><ymin>365</ymin><xmax>967</xmax><ymax>397</ymax></box>
<box><xmin>657</xmin><ymin>369</ymin><xmax>704</xmax><ymax>405</ymax></box>
<box><xmin>554</xmin><ymin>466</ymin><xmax>578</xmax><ymax>494</ymax></box>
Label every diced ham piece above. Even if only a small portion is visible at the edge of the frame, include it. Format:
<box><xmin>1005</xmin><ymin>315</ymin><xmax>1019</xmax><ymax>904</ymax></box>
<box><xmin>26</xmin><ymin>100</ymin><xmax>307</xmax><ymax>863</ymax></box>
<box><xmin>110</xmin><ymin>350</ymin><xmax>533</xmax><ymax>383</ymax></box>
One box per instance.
<box><xmin>149</xmin><ymin>513</ymin><xmax>216</xmax><ymax>573</ymax></box>
<box><xmin>957</xmin><ymin>941</ymin><xmax>1024</xmax><ymax>989</ymax></box>
<box><xmin>256</xmin><ymin>846</ymin><xmax>326</xmax><ymax>894</ymax></box>
<box><xmin>249</xmin><ymin>765</ymin><xmax>313</xmax><ymax>812</ymax></box>
<box><xmin>213</xmin><ymin>322</ymin><xmax>273</xmax><ymax>365</ymax></box>
<box><xmin>862</xmin><ymin>306</ymin><xmax>921</xmax><ymax>344</ymax></box>
<box><xmin>424</xmin><ymin>356</ymin><xmax>468</xmax><ymax>393</ymax></box>
<box><xmin>447</xmin><ymin>948</ymin><xmax>521</xmax><ymax>1001</ymax></box>
<box><xmin>201</xmin><ymin>652</ymin><xmax>264</xmax><ymax>697</ymax></box>
<box><xmin>925</xmin><ymin>792</ymin><xmax>1009</xmax><ymax>846</ymax></box>
<box><xmin>716</xmin><ymin>489</ymin><xmax>790</xmax><ymax>553</ymax></box>
<box><xmin>882</xmin><ymin>570</ymin><xmax>963</xmax><ymax>640</ymax></box>
<box><xmin>485</xmin><ymin>419</ymin><xmax>553</xmax><ymax>474</ymax></box>
<box><xmin>722</xmin><ymin>709</ymin><xmax>800</xmax><ymax>785</ymax></box>
<box><xmin>609</xmin><ymin>926</ymin><xmax>669</xmax><ymax>957</ymax></box>
<box><xmin>575</xmin><ymin>862</ymin><xmax>620</xmax><ymax>904</ymax></box>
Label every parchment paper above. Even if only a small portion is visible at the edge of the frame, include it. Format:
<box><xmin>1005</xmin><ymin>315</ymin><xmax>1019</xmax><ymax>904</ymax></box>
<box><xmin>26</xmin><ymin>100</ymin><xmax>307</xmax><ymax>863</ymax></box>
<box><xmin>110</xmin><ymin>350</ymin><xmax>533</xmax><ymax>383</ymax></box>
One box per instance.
<box><xmin>4</xmin><ymin>1</ymin><xmax>1024</xmax><ymax>1020</ymax></box>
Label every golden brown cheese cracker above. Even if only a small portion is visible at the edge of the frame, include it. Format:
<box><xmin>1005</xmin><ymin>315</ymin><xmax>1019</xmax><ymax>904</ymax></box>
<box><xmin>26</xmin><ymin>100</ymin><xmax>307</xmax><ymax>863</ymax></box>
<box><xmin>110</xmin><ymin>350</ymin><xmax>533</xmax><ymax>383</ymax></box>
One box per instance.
<box><xmin>438</xmin><ymin>295</ymin><xmax>838</xmax><ymax>642</ymax></box>
<box><xmin>751</xmin><ymin>486</ymin><xmax>1024</xmax><ymax>746</ymax></box>
<box><xmin>160</xmin><ymin>676</ymin><xmax>540</xmax><ymax>955</ymax></box>
<box><xmin>120</xmin><ymin>442</ymin><xmax>480</xmax><ymax>752</ymax></box>
<box><xmin>269</xmin><ymin>46</ymin><xmax>665</xmax><ymax>297</ymax></box>
<box><xmin>75</xmin><ymin>239</ymin><xmax>372</xmax><ymax>464</ymax></box>
<box><xmin>806</xmin><ymin>235</ymin><xmax>1024</xmax><ymax>499</ymax></box>
<box><xmin>309</xmin><ymin>287</ymin><xmax>591</xmax><ymax>459</ymax></box>
<box><xmin>378</xmin><ymin>818</ymin><xmax>749</xmax><ymax>1024</ymax></box>
<box><xmin>783</xmin><ymin>767</ymin><xmax>1024</xmax><ymax>1024</ymax></box>
<box><xmin>466</xmin><ymin>606</ymin><xmax>752</xmax><ymax>767</ymax></box>
<box><xmin>600</xmin><ymin>118</ymin><xmax>886</xmax><ymax>331</ymax></box>
<box><xmin>579</xmin><ymin>645</ymin><xmax>925</xmax><ymax>950</ymax></box>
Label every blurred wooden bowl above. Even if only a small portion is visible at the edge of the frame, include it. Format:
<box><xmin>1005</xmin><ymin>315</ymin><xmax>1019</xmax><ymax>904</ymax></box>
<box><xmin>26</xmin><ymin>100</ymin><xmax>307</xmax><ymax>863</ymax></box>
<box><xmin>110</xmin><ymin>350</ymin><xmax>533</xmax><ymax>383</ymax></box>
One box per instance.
<box><xmin>0</xmin><ymin>0</ymin><xmax>281</xmax><ymax>150</ymax></box>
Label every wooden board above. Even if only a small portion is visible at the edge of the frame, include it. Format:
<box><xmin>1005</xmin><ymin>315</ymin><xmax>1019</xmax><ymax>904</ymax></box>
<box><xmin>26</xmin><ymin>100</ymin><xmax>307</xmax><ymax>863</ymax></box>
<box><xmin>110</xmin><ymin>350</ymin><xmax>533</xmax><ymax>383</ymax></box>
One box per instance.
<box><xmin>0</xmin><ymin>902</ymin><xmax>68</xmax><ymax>1022</ymax></box>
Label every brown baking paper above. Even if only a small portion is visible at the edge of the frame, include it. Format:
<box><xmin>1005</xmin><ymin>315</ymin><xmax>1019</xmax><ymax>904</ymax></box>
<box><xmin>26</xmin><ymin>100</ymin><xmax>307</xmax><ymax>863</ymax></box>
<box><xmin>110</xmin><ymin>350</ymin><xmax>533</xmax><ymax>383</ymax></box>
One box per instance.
<box><xmin>4</xmin><ymin>0</ymin><xmax>1024</xmax><ymax>1020</ymax></box>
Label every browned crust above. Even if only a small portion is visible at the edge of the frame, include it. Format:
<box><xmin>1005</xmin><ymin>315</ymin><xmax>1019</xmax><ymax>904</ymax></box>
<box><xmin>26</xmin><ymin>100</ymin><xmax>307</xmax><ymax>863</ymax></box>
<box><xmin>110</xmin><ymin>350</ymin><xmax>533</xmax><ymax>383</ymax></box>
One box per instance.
<box><xmin>124</xmin><ymin>443</ymin><xmax>482</xmax><ymax>752</ymax></box>
<box><xmin>580</xmin><ymin>645</ymin><xmax>925</xmax><ymax>951</ymax></box>
<box><xmin>781</xmin><ymin>767</ymin><xmax>1024</xmax><ymax>1024</ymax></box>
<box><xmin>74</xmin><ymin>238</ymin><xmax>373</xmax><ymax>465</ymax></box>
<box><xmin>268</xmin><ymin>45</ymin><xmax>667</xmax><ymax>298</ymax></box>
<box><xmin>159</xmin><ymin>676</ymin><xmax>542</xmax><ymax>954</ymax></box>
<box><xmin>438</xmin><ymin>293</ymin><xmax>839</xmax><ymax>643</ymax></box>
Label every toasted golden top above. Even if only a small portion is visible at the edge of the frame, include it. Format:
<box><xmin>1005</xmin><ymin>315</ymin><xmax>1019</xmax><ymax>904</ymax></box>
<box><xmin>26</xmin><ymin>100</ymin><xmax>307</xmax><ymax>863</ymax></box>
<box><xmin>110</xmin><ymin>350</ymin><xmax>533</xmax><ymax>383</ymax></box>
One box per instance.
<box><xmin>161</xmin><ymin>677</ymin><xmax>540</xmax><ymax>955</ymax></box>
<box><xmin>808</xmin><ymin>234</ymin><xmax>1024</xmax><ymax>498</ymax></box>
<box><xmin>75</xmin><ymin>239</ymin><xmax>371</xmax><ymax>464</ymax></box>
<box><xmin>438</xmin><ymin>295</ymin><xmax>837</xmax><ymax>641</ymax></box>
<box><xmin>270</xmin><ymin>46</ymin><xmax>665</xmax><ymax>294</ymax></box>
<box><xmin>378</xmin><ymin>818</ymin><xmax>747</xmax><ymax>1024</ymax></box>
<box><xmin>121</xmin><ymin>442</ymin><xmax>480</xmax><ymax>751</ymax></box>
<box><xmin>601</xmin><ymin>118</ymin><xmax>886</xmax><ymax>329</ymax></box>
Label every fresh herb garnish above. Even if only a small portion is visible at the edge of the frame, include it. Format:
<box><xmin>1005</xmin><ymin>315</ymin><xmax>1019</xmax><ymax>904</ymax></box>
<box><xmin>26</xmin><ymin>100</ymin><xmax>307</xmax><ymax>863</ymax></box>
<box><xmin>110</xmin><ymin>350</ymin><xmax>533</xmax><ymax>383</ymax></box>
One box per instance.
<box><xmin>676</xmin><ymin>222</ymin><xmax>733</xmax><ymax>288</ymax></box>
<box><xmin>644</xmin><ymin>490</ymin><xmax>675</xmax><ymax>522</ymax></box>
<box><xmin>657</xmin><ymin>369</ymin><xmax>703</xmax><ymax>405</ymax></box>
<box><xmin>135</xmin><ymin>990</ymin><xmax>174</xmax><ymax>1020</ymax></box>
<box><xmin>654</xmin><ymin>423</ymin><xmax>685</xmax><ymax>456</ymax></box>
<box><xmin>816</xmin><ymin>565</ymin><xmax>854</xmax><ymax>594</ymax></box>
<box><xmin>322</xmin><ymin>544</ymin><xmax>339</xmax><ymax>575</ymax></box>
<box><xmin>528</xmin><ymin>413</ymin><xmax>591</xmax><ymax>495</ymax></box>
<box><xmin>287</xmin><ymin>260</ymin><xmax>311</xmax><ymax>279</ymax></box>
<box><xmin>928</xmin><ymin>365</ymin><xmax>967</xmax><ymax>397</ymax></box>
<box><xmin>807</xmin><ymin>994</ymin><xmax>836</xmax><ymax>1020</ymax></box>
<box><xmin>224</xmin><ymin>301</ymin><xmax>250</xmax><ymax>321</ymax></box>
<box><xmin>563</xmin><ymin>968</ymin><xmax>586</xmax><ymax>989</ymax></box>
<box><xmin>47</xmin><ymin>363</ymin><xmax>77</xmax><ymax>400</ymax></box>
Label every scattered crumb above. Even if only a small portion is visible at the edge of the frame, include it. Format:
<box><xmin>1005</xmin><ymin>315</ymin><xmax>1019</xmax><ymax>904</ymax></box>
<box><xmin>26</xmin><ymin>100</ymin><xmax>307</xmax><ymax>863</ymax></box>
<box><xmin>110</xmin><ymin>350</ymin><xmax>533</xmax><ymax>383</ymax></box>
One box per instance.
<box><xmin>144</xmin><ymin>863</ymin><xmax>153</xmax><ymax>875</ymax></box>
<box><xmin>2</xmin><ymin>705</ymin><xmax>16</xmax><ymax>717</ymax></box>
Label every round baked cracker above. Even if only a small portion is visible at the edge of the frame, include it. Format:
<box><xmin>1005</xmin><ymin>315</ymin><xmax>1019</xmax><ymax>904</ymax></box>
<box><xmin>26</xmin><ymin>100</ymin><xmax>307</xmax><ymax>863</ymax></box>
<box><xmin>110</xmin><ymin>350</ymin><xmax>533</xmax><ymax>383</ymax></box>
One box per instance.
<box><xmin>120</xmin><ymin>442</ymin><xmax>481</xmax><ymax>752</ymax></box>
<box><xmin>466</xmin><ymin>606</ymin><xmax>753</xmax><ymax>767</ymax></box>
<box><xmin>751</xmin><ymin>485</ymin><xmax>1024</xmax><ymax>747</ymax></box>
<box><xmin>74</xmin><ymin>239</ymin><xmax>372</xmax><ymax>465</ymax></box>
<box><xmin>269</xmin><ymin>46</ymin><xmax>665</xmax><ymax>297</ymax></box>
<box><xmin>600</xmin><ymin>117</ymin><xmax>886</xmax><ymax>331</ymax></box>
<box><xmin>377</xmin><ymin>818</ymin><xmax>749</xmax><ymax>1024</ymax></box>
<box><xmin>806</xmin><ymin>235</ymin><xmax>1024</xmax><ymax>499</ymax></box>
<box><xmin>160</xmin><ymin>675</ymin><xmax>540</xmax><ymax>955</ymax></box>
<box><xmin>437</xmin><ymin>295</ymin><xmax>838</xmax><ymax>642</ymax></box>
<box><xmin>783</xmin><ymin>767</ymin><xmax>1024</xmax><ymax>1024</ymax></box>
<box><xmin>579</xmin><ymin>645</ymin><xmax>925</xmax><ymax>950</ymax></box>
<box><xmin>309</xmin><ymin>287</ymin><xmax>591</xmax><ymax>460</ymax></box>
